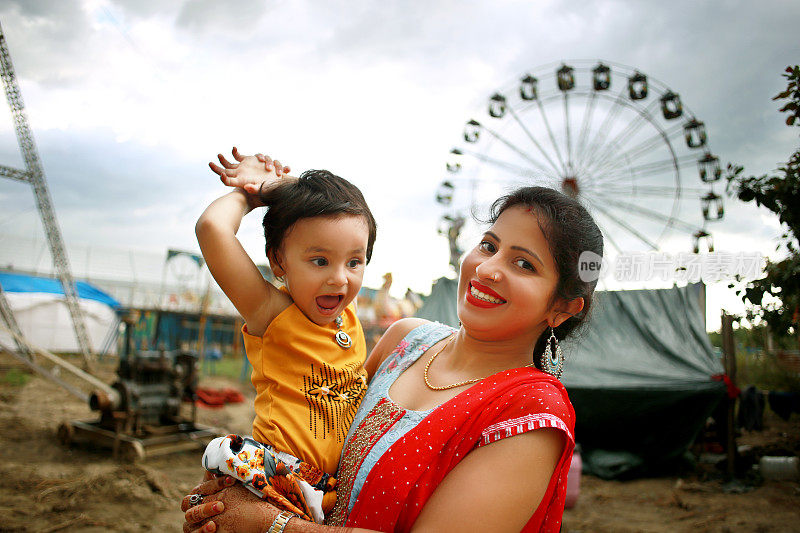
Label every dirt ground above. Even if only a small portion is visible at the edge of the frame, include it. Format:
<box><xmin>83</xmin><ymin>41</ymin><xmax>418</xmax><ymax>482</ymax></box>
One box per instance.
<box><xmin>1</xmin><ymin>351</ymin><xmax>798</xmax><ymax>533</ymax></box>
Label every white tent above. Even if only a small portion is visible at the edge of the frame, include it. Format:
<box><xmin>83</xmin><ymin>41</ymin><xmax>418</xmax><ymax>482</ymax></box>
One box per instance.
<box><xmin>0</xmin><ymin>271</ymin><xmax>120</xmax><ymax>354</ymax></box>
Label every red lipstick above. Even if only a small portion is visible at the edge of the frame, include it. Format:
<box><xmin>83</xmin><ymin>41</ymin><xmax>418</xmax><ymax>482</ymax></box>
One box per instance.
<box><xmin>471</xmin><ymin>281</ymin><xmax>504</xmax><ymax>300</ymax></box>
<box><xmin>466</xmin><ymin>281</ymin><xmax>507</xmax><ymax>308</ymax></box>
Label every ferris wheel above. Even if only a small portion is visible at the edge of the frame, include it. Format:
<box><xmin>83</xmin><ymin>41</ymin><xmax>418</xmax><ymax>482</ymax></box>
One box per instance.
<box><xmin>436</xmin><ymin>60</ymin><xmax>724</xmax><ymax>261</ymax></box>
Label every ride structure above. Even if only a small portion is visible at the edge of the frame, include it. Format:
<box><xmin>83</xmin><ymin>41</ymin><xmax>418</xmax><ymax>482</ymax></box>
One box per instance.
<box><xmin>0</xmin><ymin>22</ymin><xmax>93</xmax><ymax>367</ymax></box>
<box><xmin>0</xmin><ymin>23</ymin><xmax>217</xmax><ymax>459</ymax></box>
<box><xmin>437</xmin><ymin>60</ymin><xmax>726</xmax><ymax>262</ymax></box>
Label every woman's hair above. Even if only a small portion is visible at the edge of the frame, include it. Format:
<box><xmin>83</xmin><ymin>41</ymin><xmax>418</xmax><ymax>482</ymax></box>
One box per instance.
<box><xmin>488</xmin><ymin>186</ymin><xmax>604</xmax><ymax>368</ymax></box>
<box><xmin>259</xmin><ymin>169</ymin><xmax>377</xmax><ymax>265</ymax></box>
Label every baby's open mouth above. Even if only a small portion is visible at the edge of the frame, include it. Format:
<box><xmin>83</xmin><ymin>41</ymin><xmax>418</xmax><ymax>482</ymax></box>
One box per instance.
<box><xmin>316</xmin><ymin>294</ymin><xmax>343</xmax><ymax>310</ymax></box>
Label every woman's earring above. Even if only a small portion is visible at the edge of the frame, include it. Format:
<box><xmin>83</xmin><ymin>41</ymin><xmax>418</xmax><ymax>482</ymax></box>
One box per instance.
<box><xmin>541</xmin><ymin>327</ymin><xmax>563</xmax><ymax>379</ymax></box>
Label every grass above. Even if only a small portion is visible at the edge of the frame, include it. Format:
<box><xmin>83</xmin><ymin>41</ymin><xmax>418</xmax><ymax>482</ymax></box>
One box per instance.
<box><xmin>735</xmin><ymin>351</ymin><xmax>800</xmax><ymax>392</ymax></box>
<box><xmin>199</xmin><ymin>353</ymin><xmax>248</xmax><ymax>381</ymax></box>
<box><xmin>0</xmin><ymin>367</ymin><xmax>31</xmax><ymax>387</ymax></box>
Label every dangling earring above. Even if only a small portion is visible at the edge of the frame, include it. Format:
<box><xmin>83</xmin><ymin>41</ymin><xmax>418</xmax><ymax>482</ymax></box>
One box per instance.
<box><xmin>541</xmin><ymin>327</ymin><xmax>563</xmax><ymax>379</ymax></box>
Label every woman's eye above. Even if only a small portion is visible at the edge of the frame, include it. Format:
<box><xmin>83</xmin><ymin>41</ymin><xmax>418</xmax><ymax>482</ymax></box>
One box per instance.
<box><xmin>515</xmin><ymin>259</ymin><xmax>535</xmax><ymax>272</ymax></box>
<box><xmin>478</xmin><ymin>241</ymin><xmax>496</xmax><ymax>253</ymax></box>
<box><xmin>311</xmin><ymin>258</ymin><xmax>328</xmax><ymax>267</ymax></box>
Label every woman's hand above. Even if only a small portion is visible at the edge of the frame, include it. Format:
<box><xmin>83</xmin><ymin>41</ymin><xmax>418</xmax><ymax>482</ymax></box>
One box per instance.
<box><xmin>209</xmin><ymin>147</ymin><xmax>292</xmax><ymax>202</ymax></box>
<box><xmin>181</xmin><ymin>475</ymin><xmax>281</xmax><ymax>533</ymax></box>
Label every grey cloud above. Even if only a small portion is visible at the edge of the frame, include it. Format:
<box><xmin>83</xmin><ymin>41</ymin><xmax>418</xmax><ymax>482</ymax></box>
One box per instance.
<box><xmin>107</xmin><ymin>0</ymin><xmax>175</xmax><ymax>19</ymax></box>
<box><xmin>0</xmin><ymin>128</ymin><xmax>205</xmax><ymax>250</ymax></box>
<box><xmin>0</xmin><ymin>0</ymin><xmax>93</xmax><ymax>85</ymax></box>
<box><xmin>175</xmin><ymin>0</ymin><xmax>270</xmax><ymax>34</ymax></box>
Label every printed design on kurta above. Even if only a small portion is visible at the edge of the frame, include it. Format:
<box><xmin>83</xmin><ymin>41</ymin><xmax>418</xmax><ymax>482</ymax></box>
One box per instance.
<box><xmin>303</xmin><ymin>361</ymin><xmax>368</xmax><ymax>442</ymax></box>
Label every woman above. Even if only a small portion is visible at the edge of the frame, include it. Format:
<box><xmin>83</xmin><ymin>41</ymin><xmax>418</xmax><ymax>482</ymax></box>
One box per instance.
<box><xmin>182</xmin><ymin>185</ymin><xmax>603</xmax><ymax>532</ymax></box>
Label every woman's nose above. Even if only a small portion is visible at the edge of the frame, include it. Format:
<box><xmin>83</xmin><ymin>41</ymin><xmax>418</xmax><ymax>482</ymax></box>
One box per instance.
<box><xmin>475</xmin><ymin>256</ymin><xmax>502</xmax><ymax>283</ymax></box>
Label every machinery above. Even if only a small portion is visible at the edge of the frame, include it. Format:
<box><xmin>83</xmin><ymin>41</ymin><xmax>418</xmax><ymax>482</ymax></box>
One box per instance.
<box><xmin>58</xmin><ymin>315</ymin><xmax>218</xmax><ymax>460</ymax></box>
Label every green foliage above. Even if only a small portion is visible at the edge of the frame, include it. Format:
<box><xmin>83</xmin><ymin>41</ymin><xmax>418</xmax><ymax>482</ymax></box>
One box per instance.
<box><xmin>200</xmin><ymin>353</ymin><xmax>247</xmax><ymax>381</ymax></box>
<box><xmin>708</xmin><ymin>324</ymin><xmax>800</xmax><ymax>391</ymax></box>
<box><xmin>0</xmin><ymin>367</ymin><xmax>31</xmax><ymax>387</ymax></box>
<box><xmin>708</xmin><ymin>323</ymin><xmax>795</xmax><ymax>351</ymax></box>
<box><xmin>725</xmin><ymin>66</ymin><xmax>800</xmax><ymax>339</ymax></box>
<box><xmin>735</xmin><ymin>352</ymin><xmax>800</xmax><ymax>392</ymax></box>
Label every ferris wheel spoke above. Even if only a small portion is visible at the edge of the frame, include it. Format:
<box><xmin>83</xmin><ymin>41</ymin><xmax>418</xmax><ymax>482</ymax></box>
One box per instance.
<box><xmin>583</xmin><ymin>183</ymin><xmax>707</xmax><ymax>197</ymax></box>
<box><xmin>587</xmin><ymin>123</ymin><xmax>685</xmax><ymax>177</ymax></box>
<box><xmin>479</xmin><ymin>123</ymin><xmax>562</xmax><ymax>177</ymax></box>
<box><xmin>593</xmin><ymin>153</ymin><xmax>695</xmax><ymax>187</ymax></box>
<box><xmin>591</xmin><ymin>192</ymin><xmax>700</xmax><ymax>233</ymax></box>
<box><xmin>535</xmin><ymin>99</ymin><xmax>567</xmax><ymax>174</ymax></box>
<box><xmin>574</xmin><ymin>91</ymin><xmax>598</xmax><ymax>167</ymax></box>
<box><xmin>459</xmin><ymin>146</ymin><xmax>555</xmax><ymax>179</ymax></box>
<box><xmin>563</xmin><ymin>92</ymin><xmax>573</xmax><ymax>173</ymax></box>
<box><xmin>581</xmin><ymin>114</ymin><xmax>647</xmax><ymax>176</ymax></box>
<box><xmin>582</xmin><ymin>196</ymin><xmax>659</xmax><ymax>250</ymax></box>
<box><xmin>579</xmin><ymin>98</ymin><xmax>659</xmax><ymax>176</ymax></box>
<box><xmin>574</xmin><ymin>87</ymin><xmax>627</xmax><ymax>172</ymax></box>
<box><xmin>506</xmin><ymin>106</ymin><xmax>563</xmax><ymax>176</ymax></box>
<box><xmin>592</xmin><ymin>154</ymin><xmax>695</xmax><ymax>186</ymax></box>
<box><xmin>583</xmin><ymin>206</ymin><xmax>624</xmax><ymax>254</ymax></box>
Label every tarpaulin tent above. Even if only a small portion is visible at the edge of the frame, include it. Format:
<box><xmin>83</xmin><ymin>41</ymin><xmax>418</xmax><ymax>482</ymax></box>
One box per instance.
<box><xmin>562</xmin><ymin>283</ymin><xmax>725</xmax><ymax>478</ymax></box>
<box><xmin>415</xmin><ymin>276</ymin><xmax>459</xmax><ymax>327</ymax></box>
<box><xmin>0</xmin><ymin>271</ymin><xmax>120</xmax><ymax>354</ymax></box>
<box><xmin>414</xmin><ymin>279</ymin><xmax>724</xmax><ymax>478</ymax></box>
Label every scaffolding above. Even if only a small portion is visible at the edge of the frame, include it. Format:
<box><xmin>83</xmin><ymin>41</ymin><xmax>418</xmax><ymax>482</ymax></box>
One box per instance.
<box><xmin>0</xmin><ymin>22</ymin><xmax>93</xmax><ymax>367</ymax></box>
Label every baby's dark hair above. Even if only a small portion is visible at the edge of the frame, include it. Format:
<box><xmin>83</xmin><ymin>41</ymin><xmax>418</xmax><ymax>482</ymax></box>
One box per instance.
<box><xmin>488</xmin><ymin>186</ymin><xmax>604</xmax><ymax>369</ymax></box>
<box><xmin>259</xmin><ymin>169</ymin><xmax>377</xmax><ymax>264</ymax></box>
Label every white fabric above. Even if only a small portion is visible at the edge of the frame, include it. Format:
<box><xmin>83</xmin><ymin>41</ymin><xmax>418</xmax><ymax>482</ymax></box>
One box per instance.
<box><xmin>202</xmin><ymin>435</ymin><xmax>325</xmax><ymax>523</ymax></box>
<box><xmin>0</xmin><ymin>292</ymin><xmax>117</xmax><ymax>354</ymax></box>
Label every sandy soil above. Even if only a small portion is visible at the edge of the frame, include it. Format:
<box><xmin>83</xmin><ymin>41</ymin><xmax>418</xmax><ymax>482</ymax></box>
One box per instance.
<box><xmin>1</xmin><ymin>351</ymin><xmax>798</xmax><ymax>533</ymax></box>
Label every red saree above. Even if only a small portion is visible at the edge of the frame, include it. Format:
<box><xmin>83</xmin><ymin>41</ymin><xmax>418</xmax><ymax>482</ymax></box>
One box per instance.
<box><xmin>335</xmin><ymin>367</ymin><xmax>575</xmax><ymax>532</ymax></box>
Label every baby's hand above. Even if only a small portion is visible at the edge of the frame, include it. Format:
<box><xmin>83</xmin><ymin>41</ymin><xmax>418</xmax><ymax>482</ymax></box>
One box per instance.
<box><xmin>209</xmin><ymin>147</ymin><xmax>292</xmax><ymax>195</ymax></box>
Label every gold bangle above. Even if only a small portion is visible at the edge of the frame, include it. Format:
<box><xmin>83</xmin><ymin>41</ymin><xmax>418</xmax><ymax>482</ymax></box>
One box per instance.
<box><xmin>267</xmin><ymin>511</ymin><xmax>295</xmax><ymax>533</ymax></box>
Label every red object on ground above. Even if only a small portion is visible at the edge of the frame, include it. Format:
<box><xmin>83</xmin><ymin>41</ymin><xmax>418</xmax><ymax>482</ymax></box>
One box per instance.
<box><xmin>196</xmin><ymin>387</ymin><xmax>245</xmax><ymax>408</ymax></box>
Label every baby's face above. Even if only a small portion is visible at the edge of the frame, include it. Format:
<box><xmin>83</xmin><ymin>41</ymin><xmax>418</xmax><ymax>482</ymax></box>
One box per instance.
<box><xmin>275</xmin><ymin>215</ymin><xmax>369</xmax><ymax>325</ymax></box>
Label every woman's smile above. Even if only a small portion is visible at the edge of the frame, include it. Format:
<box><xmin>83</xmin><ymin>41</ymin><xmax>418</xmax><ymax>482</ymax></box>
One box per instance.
<box><xmin>467</xmin><ymin>281</ymin><xmax>507</xmax><ymax>307</ymax></box>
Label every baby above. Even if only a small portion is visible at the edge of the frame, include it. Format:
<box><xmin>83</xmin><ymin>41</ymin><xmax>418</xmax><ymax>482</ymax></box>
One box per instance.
<box><xmin>196</xmin><ymin>149</ymin><xmax>376</xmax><ymax>522</ymax></box>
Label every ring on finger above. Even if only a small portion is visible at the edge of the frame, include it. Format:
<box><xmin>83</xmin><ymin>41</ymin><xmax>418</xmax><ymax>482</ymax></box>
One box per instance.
<box><xmin>189</xmin><ymin>494</ymin><xmax>204</xmax><ymax>506</ymax></box>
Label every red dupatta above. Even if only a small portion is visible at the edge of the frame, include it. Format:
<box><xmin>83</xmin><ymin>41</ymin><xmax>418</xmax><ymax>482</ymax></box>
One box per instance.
<box><xmin>343</xmin><ymin>367</ymin><xmax>575</xmax><ymax>532</ymax></box>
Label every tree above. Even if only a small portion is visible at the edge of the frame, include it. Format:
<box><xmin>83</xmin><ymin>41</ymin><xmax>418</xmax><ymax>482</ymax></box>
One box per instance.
<box><xmin>726</xmin><ymin>66</ymin><xmax>800</xmax><ymax>343</ymax></box>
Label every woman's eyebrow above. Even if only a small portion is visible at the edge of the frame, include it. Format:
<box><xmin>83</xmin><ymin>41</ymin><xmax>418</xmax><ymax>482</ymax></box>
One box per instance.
<box><xmin>486</xmin><ymin>231</ymin><xmax>544</xmax><ymax>266</ymax></box>
<box><xmin>511</xmin><ymin>245</ymin><xmax>544</xmax><ymax>266</ymax></box>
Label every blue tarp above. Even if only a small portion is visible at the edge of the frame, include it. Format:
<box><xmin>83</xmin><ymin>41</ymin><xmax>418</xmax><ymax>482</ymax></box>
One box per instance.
<box><xmin>0</xmin><ymin>271</ymin><xmax>120</xmax><ymax>308</ymax></box>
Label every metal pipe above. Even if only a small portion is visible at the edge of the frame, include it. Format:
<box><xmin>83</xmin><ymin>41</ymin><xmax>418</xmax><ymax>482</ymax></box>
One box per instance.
<box><xmin>0</xmin><ymin>323</ymin><xmax>119</xmax><ymax>408</ymax></box>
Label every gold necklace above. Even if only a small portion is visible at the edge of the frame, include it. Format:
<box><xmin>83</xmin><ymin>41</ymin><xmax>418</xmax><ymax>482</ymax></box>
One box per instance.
<box><xmin>423</xmin><ymin>334</ymin><xmax>535</xmax><ymax>391</ymax></box>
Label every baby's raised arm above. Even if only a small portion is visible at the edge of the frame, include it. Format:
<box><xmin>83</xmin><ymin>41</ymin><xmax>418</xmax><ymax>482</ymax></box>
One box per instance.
<box><xmin>196</xmin><ymin>148</ymin><xmax>293</xmax><ymax>337</ymax></box>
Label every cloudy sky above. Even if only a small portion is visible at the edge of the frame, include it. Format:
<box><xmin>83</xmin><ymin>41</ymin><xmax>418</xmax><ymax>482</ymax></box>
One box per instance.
<box><xmin>0</xmin><ymin>0</ymin><xmax>797</xmax><ymax>332</ymax></box>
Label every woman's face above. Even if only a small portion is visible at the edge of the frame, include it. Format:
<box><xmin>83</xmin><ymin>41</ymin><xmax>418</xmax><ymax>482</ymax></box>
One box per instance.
<box><xmin>457</xmin><ymin>205</ymin><xmax>561</xmax><ymax>343</ymax></box>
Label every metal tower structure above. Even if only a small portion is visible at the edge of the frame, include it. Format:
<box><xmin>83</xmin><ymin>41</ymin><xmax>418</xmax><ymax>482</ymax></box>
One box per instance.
<box><xmin>0</xmin><ymin>22</ymin><xmax>94</xmax><ymax>367</ymax></box>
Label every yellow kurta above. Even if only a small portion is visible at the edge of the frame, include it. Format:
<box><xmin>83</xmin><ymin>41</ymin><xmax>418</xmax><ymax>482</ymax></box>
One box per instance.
<box><xmin>243</xmin><ymin>302</ymin><xmax>368</xmax><ymax>475</ymax></box>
